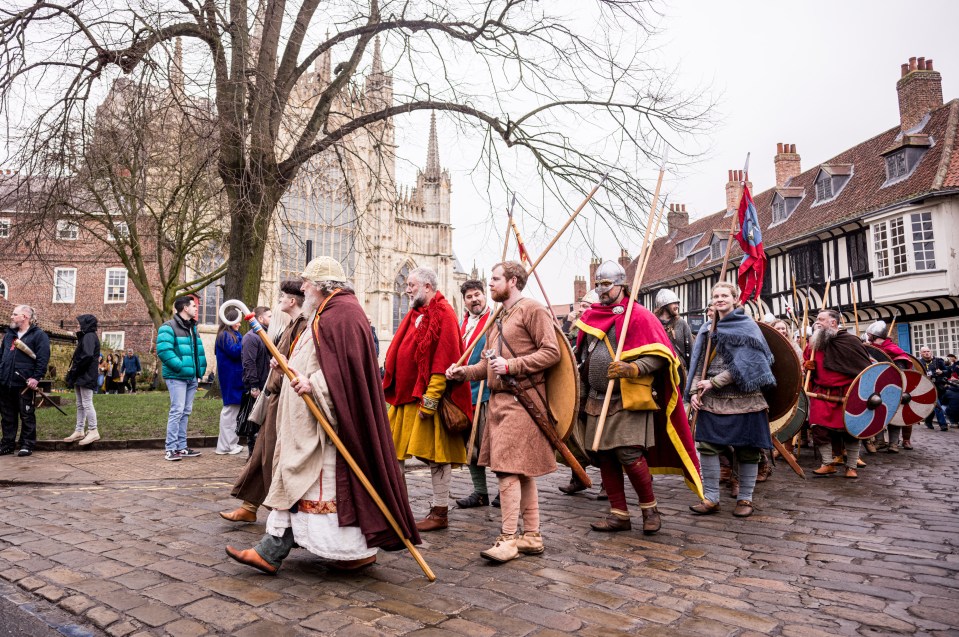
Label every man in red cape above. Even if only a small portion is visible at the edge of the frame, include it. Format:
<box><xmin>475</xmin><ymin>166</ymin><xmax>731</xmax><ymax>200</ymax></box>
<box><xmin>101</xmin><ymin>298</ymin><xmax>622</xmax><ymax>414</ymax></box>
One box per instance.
<box><xmin>383</xmin><ymin>266</ymin><xmax>472</xmax><ymax>532</ymax></box>
<box><xmin>574</xmin><ymin>260</ymin><xmax>702</xmax><ymax>534</ymax></box>
<box><xmin>226</xmin><ymin>257</ymin><xmax>419</xmax><ymax>575</ymax></box>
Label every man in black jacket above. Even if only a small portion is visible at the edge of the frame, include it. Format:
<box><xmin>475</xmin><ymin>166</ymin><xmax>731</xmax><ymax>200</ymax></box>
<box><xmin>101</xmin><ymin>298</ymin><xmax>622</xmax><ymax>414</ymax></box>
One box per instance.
<box><xmin>64</xmin><ymin>315</ymin><xmax>101</xmax><ymax>446</ymax></box>
<box><xmin>0</xmin><ymin>305</ymin><xmax>51</xmax><ymax>456</ymax></box>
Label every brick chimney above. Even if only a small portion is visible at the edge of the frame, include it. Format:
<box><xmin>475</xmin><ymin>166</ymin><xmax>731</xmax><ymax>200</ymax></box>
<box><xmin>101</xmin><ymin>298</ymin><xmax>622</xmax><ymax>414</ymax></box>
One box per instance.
<box><xmin>725</xmin><ymin>170</ymin><xmax>751</xmax><ymax>213</ymax></box>
<box><xmin>618</xmin><ymin>248</ymin><xmax>631</xmax><ymax>271</ymax></box>
<box><xmin>667</xmin><ymin>203</ymin><xmax>689</xmax><ymax>234</ymax></box>
<box><xmin>588</xmin><ymin>257</ymin><xmax>602</xmax><ymax>283</ymax></box>
<box><xmin>774</xmin><ymin>143</ymin><xmax>801</xmax><ymax>187</ymax></box>
<box><xmin>897</xmin><ymin>56</ymin><xmax>943</xmax><ymax>132</ymax></box>
<box><xmin>573</xmin><ymin>276</ymin><xmax>587</xmax><ymax>302</ymax></box>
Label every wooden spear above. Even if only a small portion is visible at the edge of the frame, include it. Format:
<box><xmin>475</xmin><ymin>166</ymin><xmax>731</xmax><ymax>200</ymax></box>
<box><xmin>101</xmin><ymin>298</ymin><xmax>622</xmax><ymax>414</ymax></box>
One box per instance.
<box><xmin>509</xmin><ymin>215</ymin><xmax>563</xmax><ymax>329</ymax></box>
<box><xmin>452</xmin><ymin>173</ymin><xmax>609</xmax><ymax>368</ymax></box>
<box><xmin>589</xmin><ymin>158</ymin><xmax>668</xmax><ymax>451</ymax></box>
<box><xmin>850</xmin><ymin>274</ymin><xmax>860</xmax><ymax>335</ymax></box>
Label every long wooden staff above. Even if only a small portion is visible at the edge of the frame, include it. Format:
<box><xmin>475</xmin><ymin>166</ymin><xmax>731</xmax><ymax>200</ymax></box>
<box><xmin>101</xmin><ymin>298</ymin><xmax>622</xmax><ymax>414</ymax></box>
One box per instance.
<box><xmin>688</xmin><ymin>156</ymin><xmax>749</xmax><ymax>438</ymax></box>
<box><xmin>467</xmin><ymin>197</ymin><xmax>517</xmax><ymax>460</ymax></box>
<box><xmin>453</xmin><ymin>173</ymin><xmax>609</xmax><ymax>368</ymax></box>
<box><xmin>821</xmin><ymin>280</ymin><xmax>832</xmax><ymax>311</ymax></box>
<box><xmin>589</xmin><ymin>160</ymin><xmax>667</xmax><ymax>451</ymax></box>
<box><xmin>219</xmin><ymin>300</ymin><xmax>436</xmax><ymax>582</ymax></box>
<box><xmin>800</xmin><ymin>287</ymin><xmax>810</xmax><ymax>350</ymax></box>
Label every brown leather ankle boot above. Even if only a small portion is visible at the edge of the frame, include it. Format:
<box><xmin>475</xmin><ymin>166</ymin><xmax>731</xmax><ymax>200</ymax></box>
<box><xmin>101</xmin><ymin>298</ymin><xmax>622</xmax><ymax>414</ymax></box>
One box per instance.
<box><xmin>641</xmin><ymin>507</ymin><xmax>661</xmax><ymax>535</ymax></box>
<box><xmin>415</xmin><ymin>506</ymin><xmax>449</xmax><ymax>532</ymax></box>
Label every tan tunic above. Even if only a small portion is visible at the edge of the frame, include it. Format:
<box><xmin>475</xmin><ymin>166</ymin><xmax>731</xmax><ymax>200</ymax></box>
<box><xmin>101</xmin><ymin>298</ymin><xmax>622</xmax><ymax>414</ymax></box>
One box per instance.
<box><xmin>464</xmin><ymin>298</ymin><xmax>561</xmax><ymax>477</ymax></box>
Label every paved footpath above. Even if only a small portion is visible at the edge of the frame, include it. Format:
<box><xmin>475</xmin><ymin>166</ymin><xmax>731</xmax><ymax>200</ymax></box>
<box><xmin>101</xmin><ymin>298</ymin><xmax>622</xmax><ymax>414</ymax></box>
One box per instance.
<box><xmin>1</xmin><ymin>427</ymin><xmax>958</xmax><ymax>637</ymax></box>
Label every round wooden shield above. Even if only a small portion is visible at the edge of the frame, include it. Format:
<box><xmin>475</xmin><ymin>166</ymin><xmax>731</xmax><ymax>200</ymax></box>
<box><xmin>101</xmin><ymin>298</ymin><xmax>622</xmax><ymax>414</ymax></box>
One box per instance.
<box><xmin>757</xmin><ymin>322</ymin><xmax>802</xmax><ymax>422</ymax></box>
<box><xmin>843</xmin><ymin>363</ymin><xmax>905</xmax><ymax>439</ymax></box>
<box><xmin>545</xmin><ymin>324</ymin><xmax>581</xmax><ymax>441</ymax></box>
<box><xmin>864</xmin><ymin>343</ymin><xmax>893</xmax><ymax>364</ymax></box>
<box><xmin>774</xmin><ymin>390</ymin><xmax>809</xmax><ymax>444</ymax></box>
<box><xmin>889</xmin><ymin>368</ymin><xmax>936</xmax><ymax>426</ymax></box>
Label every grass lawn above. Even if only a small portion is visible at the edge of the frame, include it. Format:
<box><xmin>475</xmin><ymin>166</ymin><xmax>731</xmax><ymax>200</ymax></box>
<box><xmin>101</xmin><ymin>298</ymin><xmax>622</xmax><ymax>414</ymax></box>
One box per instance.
<box><xmin>35</xmin><ymin>390</ymin><xmax>222</xmax><ymax>441</ymax></box>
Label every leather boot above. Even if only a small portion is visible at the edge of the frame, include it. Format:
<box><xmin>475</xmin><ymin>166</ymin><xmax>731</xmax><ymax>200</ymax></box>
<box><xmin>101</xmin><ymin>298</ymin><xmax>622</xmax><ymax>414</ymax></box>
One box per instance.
<box><xmin>225</xmin><ymin>546</ymin><xmax>277</xmax><ymax>575</ymax></box>
<box><xmin>641</xmin><ymin>507</ymin><xmax>661</xmax><ymax>535</ymax></box>
<box><xmin>756</xmin><ymin>462</ymin><xmax>772</xmax><ymax>483</ymax></box>
<box><xmin>559</xmin><ymin>475</ymin><xmax>587</xmax><ymax>495</ymax></box>
<box><xmin>415</xmin><ymin>506</ymin><xmax>448</xmax><ymax>532</ymax></box>
<box><xmin>590</xmin><ymin>514</ymin><xmax>632</xmax><ymax>532</ymax></box>
<box><xmin>455</xmin><ymin>492</ymin><xmax>489</xmax><ymax>508</ymax></box>
<box><xmin>732</xmin><ymin>500</ymin><xmax>754</xmax><ymax>518</ymax></box>
<box><xmin>728</xmin><ymin>476</ymin><xmax>740</xmax><ymax>499</ymax></box>
<box><xmin>515</xmin><ymin>532</ymin><xmax>545</xmax><ymax>555</ymax></box>
<box><xmin>688</xmin><ymin>499</ymin><xmax>720</xmax><ymax>515</ymax></box>
<box><xmin>480</xmin><ymin>534</ymin><xmax>519</xmax><ymax>563</ymax></box>
<box><xmin>220</xmin><ymin>507</ymin><xmax>257</xmax><ymax>523</ymax></box>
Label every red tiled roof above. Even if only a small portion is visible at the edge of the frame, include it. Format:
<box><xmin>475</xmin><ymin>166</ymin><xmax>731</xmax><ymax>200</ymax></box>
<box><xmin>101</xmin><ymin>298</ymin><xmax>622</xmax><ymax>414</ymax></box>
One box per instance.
<box><xmin>637</xmin><ymin>99</ymin><xmax>959</xmax><ymax>291</ymax></box>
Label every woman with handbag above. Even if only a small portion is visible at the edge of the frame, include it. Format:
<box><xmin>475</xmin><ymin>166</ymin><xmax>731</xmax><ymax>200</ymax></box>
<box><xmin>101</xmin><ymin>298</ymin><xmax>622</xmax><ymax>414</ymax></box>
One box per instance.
<box><xmin>214</xmin><ymin>319</ymin><xmax>245</xmax><ymax>455</ymax></box>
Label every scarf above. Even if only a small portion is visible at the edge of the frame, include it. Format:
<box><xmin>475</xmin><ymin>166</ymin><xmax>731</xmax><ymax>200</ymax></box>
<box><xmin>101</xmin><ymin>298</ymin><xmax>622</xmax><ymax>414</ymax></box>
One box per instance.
<box><xmin>686</xmin><ymin>308</ymin><xmax>775</xmax><ymax>397</ymax></box>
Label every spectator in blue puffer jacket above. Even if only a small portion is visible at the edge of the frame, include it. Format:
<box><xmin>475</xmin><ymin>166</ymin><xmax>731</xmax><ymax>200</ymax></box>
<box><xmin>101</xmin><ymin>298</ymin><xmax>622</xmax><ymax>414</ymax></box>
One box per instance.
<box><xmin>156</xmin><ymin>295</ymin><xmax>207</xmax><ymax>462</ymax></box>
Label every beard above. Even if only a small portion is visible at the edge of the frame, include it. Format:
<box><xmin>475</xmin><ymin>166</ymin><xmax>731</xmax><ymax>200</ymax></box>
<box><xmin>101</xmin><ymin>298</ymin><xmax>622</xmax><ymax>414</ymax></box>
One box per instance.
<box><xmin>411</xmin><ymin>291</ymin><xmax>428</xmax><ymax>309</ymax></box>
<box><xmin>301</xmin><ymin>289</ymin><xmax>321</xmax><ymax>318</ymax></box>
<box><xmin>810</xmin><ymin>325</ymin><xmax>838</xmax><ymax>350</ymax></box>
<box><xmin>490</xmin><ymin>288</ymin><xmax>509</xmax><ymax>303</ymax></box>
<box><xmin>468</xmin><ymin>301</ymin><xmax>486</xmax><ymax>316</ymax></box>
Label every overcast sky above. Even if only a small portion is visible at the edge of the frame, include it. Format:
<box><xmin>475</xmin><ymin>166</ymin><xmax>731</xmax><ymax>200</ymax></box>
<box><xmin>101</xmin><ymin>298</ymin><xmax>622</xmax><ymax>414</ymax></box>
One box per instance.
<box><xmin>394</xmin><ymin>0</ymin><xmax>959</xmax><ymax>306</ymax></box>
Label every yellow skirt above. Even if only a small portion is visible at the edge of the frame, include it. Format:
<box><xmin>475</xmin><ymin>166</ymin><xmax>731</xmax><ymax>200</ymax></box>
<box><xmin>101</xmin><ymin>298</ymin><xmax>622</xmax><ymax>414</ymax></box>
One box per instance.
<box><xmin>389</xmin><ymin>403</ymin><xmax>467</xmax><ymax>464</ymax></box>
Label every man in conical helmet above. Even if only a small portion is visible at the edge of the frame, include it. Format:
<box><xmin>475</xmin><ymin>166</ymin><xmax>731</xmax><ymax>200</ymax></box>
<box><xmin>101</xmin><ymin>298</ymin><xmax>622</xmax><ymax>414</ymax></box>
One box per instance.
<box><xmin>654</xmin><ymin>288</ymin><xmax>692</xmax><ymax>372</ymax></box>
<box><xmin>574</xmin><ymin>260</ymin><xmax>701</xmax><ymax>534</ymax></box>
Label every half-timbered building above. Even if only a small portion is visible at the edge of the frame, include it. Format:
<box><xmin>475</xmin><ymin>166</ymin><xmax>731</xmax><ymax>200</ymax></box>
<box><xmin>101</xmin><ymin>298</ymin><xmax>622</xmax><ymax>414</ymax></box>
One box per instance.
<box><xmin>629</xmin><ymin>56</ymin><xmax>959</xmax><ymax>356</ymax></box>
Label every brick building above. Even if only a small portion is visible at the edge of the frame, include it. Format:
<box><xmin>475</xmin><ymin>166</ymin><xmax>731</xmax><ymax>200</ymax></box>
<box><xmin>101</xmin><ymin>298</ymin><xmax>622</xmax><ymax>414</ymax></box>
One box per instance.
<box><xmin>0</xmin><ymin>175</ymin><xmax>161</xmax><ymax>353</ymax></box>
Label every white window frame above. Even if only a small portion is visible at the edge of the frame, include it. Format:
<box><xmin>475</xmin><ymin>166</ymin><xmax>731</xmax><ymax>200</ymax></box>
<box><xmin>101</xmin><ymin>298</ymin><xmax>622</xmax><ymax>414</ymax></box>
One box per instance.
<box><xmin>53</xmin><ymin>267</ymin><xmax>77</xmax><ymax>303</ymax></box>
<box><xmin>911</xmin><ymin>319</ymin><xmax>959</xmax><ymax>358</ymax></box>
<box><xmin>56</xmin><ymin>219</ymin><xmax>79</xmax><ymax>240</ymax></box>
<box><xmin>886</xmin><ymin>152</ymin><xmax>908</xmax><ymax>180</ymax></box>
<box><xmin>911</xmin><ymin>211</ymin><xmax>936</xmax><ymax>271</ymax></box>
<box><xmin>107</xmin><ymin>221</ymin><xmax>130</xmax><ymax>242</ymax></box>
<box><xmin>872</xmin><ymin>212</ymin><xmax>937</xmax><ymax>279</ymax></box>
<box><xmin>814</xmin><ymin>175</ymin><xmax>833</xmax><ymax>202</ymax></box>
<box><xmin>101</xmin><ymin>331</ymin><xmax>125</xmax><ymax>351</ymax></box>
<box><xmin>0</xmin><ymin>218</ymin><xmax>10</xmax><ymax>238</ymax></box>
<box><xmin>104</xmin><ymin>267</ymin><xmax>128</xmax><ymax>303</ymax></box>
<box><xmin>0</xmin><ymin>278</ymin><xmax>7</xmax><ymax>299</ymax></box>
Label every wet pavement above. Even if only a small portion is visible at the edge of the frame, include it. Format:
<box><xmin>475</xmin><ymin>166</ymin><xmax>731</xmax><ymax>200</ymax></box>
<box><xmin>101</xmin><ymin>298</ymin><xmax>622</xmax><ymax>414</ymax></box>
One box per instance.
<box><xmin>0</xmin><ymin>427</ymin><xmax>958</xmax><ymax>636</ymax></box>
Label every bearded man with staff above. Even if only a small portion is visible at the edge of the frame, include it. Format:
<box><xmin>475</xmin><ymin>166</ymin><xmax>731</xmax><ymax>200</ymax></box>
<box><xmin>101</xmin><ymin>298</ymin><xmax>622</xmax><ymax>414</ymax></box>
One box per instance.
<box><xmin>574</xmin><ymin>260</ymin><xmax>701</xmax><ymax>534</ymax></box>
<box><xmin>446</xmin><ymin>261</ymin><xmax>563</xmax><ymax>563</ymax></box>
<box><xmin>224</xmin><ymin>257</ymin><xmax>420</xmax><ymax>575</ymax></box>
<box><xmin>686</xmin><ymin>282</ymin><xmax>776</xmax><ymax>518</ymax></box>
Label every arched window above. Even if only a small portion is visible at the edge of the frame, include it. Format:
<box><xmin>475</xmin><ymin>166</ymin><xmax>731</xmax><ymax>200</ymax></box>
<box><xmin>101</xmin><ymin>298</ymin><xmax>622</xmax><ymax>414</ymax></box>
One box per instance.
<box><xmin>0</xmin><ymin>278</ymin><xmax>6</xmax><ymax>298</ymax></box>
<box><xmin>392</xmin><ymin>264</ymin><xmax>411</xmax><ymax>333</ymax></box>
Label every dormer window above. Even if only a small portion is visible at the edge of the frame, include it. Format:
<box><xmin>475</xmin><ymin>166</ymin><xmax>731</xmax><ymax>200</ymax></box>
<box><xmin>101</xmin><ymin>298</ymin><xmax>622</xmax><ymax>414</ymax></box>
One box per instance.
<box><xmin>886</xmin><ymin>152</ymin><xmax>908</xmax><ymax>180</ymax></box>
<box><xmin>815</xmin><ymin>174</ymin><xmax>833</xmax><ymax>201</ymax></box>
<box><xmin>881</xmin><ymin>134</ymin><xmax>931</xmax><ymax>186</ymax></box>
<box><xmin>687</xmin><ymin>248</ymin><xmax>709</xmax><ymax>269</ymax></box>
<box><xmin>771</xmin><ymin>187</ymin><xmax>804</xmax><ymax>225</ymax></box>
<box><xmin>674</xmin><ymin>233</ymin><xmax>704</xmax><ymax>261</ymax></box>
<box><xmin>710</xmin><ymin>235</ymin><xmax>728</xmax><ymax>260</ymax></box>
<box><xmin>812</xmin><ymin>166</ymin><xmax>852</xmax><ymax>205</ymax></box>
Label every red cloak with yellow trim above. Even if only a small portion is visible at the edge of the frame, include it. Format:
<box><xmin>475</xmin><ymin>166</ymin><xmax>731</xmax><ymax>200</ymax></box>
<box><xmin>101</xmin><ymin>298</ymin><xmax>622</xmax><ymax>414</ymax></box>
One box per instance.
<box><xmin>575</xmin><ymin>297</ymin><xmax>702</xmax><ymax>498</ymax></box>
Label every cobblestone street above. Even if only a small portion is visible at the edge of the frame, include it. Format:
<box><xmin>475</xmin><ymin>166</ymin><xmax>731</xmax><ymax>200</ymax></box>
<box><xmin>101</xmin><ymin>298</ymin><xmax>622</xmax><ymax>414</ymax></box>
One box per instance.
<box><xmin>1</xmin><ymin>426</ymin><xmax>958</xmax><ymax>636</ymax></box>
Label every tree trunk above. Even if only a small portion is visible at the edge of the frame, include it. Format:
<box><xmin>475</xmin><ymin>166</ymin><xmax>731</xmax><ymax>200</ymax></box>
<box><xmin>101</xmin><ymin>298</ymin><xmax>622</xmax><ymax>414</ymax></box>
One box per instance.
<box><xmin>223</xmin><ymin>183</ymin><xmax>280</xmax><ymax>307</ymax></box>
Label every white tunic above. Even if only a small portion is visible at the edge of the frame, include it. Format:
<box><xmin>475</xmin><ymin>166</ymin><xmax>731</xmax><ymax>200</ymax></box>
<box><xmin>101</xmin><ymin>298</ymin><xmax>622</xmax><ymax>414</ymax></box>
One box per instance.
<box><xmin>263</xmin><ymin>326</ymin><xmax>375</xmax><ymax>561</ymax></box>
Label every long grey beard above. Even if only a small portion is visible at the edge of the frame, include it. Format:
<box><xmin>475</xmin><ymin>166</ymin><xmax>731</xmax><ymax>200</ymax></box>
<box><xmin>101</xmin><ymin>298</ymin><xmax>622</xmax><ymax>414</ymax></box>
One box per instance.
<box><xmin>302</xmin><ymin>294</ymin><xmax>320</xmax><ymax>319</ymax></box>
<box><xmin>810</xmin><ymin>326</ymin><xmax>838</xmax><ymax>350</ymax></box>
